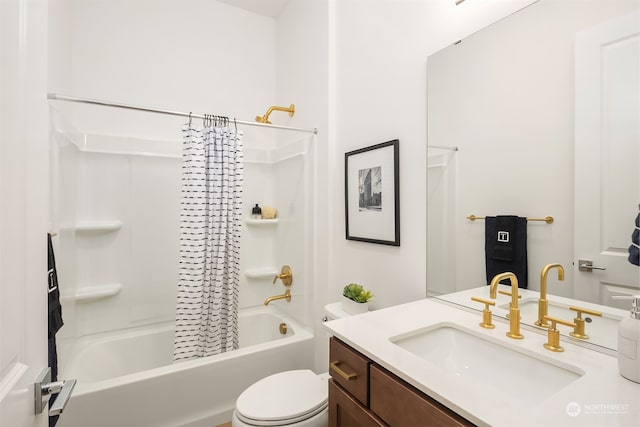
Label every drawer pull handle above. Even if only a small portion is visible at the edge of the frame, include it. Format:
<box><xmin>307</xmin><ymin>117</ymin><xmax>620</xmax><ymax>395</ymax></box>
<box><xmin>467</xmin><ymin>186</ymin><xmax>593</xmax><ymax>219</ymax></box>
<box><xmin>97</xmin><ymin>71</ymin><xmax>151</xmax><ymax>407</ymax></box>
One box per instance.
<box><xmin>330</xmin><ymin>361</ymin><xmax>357</xmax><ymax>381</ymax></box>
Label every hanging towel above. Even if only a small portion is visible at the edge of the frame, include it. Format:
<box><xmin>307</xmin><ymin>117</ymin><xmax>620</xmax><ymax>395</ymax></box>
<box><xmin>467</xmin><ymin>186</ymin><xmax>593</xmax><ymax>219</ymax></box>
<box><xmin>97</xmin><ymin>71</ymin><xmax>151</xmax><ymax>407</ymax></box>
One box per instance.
<box><xmin>47</xmin><ymin>234</ymin><xmax>63</xmax><ymax>427</ymax></box>
<box><xmin>485</xmin><ymin>215</ymin><xmax>528</xmax><ymax>288</ymax></box>
<box><xmin>48</xmin><ymin>233</ymin><xmax>63</xmax><ymax>338</ymax></box>
<box><xmin>629</xmin><ymin>207</ymin><xmax>639</xmax><ymax>266</ymax></box>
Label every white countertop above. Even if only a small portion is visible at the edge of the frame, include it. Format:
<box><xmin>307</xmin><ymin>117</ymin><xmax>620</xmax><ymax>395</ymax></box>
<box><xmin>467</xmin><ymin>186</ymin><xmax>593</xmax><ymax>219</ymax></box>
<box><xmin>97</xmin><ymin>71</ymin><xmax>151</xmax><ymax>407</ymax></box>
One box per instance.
<box><xmin>323</xmin><ymin>298</ymin><xmax>640</xmax><ymax>427</ymax></box>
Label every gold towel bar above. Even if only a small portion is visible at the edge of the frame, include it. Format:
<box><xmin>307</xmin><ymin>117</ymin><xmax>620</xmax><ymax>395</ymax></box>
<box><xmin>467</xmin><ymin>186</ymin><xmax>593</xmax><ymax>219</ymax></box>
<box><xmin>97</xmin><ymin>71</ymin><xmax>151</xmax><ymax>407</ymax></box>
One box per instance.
<box><xmin>467</xmin><ymin>214</ymin><xmax>554</xmax><ymax>224</ymax></box>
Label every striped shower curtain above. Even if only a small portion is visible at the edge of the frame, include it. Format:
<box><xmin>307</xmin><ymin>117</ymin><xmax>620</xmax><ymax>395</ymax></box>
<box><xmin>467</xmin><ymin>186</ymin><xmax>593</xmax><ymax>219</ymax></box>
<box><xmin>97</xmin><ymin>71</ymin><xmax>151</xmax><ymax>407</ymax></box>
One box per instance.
<box><xmin>173</xmin><ymin>122</ymin><xmax>243</xmax><ymax>362</ymax></box>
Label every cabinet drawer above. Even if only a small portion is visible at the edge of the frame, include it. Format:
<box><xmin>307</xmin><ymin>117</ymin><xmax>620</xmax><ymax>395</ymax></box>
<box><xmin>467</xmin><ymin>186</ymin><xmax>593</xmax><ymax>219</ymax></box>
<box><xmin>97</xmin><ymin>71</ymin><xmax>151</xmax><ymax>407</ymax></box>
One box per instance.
<box><xmin>370</xmin><ymin>365</ymin><xmax>475</xmax><ymax>427</ymax></box>
<box><xmin>329</xmin><ymin>337</ymin><xmax>370</xmax><ymax>406</ymax></box>
<box><xmin>328</xmin><ymin>380</ymin><xmax>387</xmax><ymax>427</ymax></box>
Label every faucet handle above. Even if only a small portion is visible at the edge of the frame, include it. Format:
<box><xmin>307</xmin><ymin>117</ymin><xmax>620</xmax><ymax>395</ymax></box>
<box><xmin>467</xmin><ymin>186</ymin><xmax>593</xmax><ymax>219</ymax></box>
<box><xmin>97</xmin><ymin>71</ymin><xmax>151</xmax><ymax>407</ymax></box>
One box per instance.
<box><xmin>568</xmin><ymin>306</ymin><xmax>602</xmax><ymax>339</ymax></box>
<box><xmin>470</xmin><ymin>297</ymin><xmax>496</xmax><ymax>329</ymax></box>
<box><xmin>273</xmin><ymin>265</ymin><xmax>293</xmax><ymax>286</ymax></box>
<box><xmin>498</xmin><ymin>289</ymin><xmax>523</xmax><ymax>310</ymax></box>
<box><xmin>498</xmin><ymin>290</ymin><xmax>522</xmax><ymax>299</ymax></box>
<box><xmin>543</xmin><ymin>315</ymin><xmax>577</xmax><ymax>352</ymax></box>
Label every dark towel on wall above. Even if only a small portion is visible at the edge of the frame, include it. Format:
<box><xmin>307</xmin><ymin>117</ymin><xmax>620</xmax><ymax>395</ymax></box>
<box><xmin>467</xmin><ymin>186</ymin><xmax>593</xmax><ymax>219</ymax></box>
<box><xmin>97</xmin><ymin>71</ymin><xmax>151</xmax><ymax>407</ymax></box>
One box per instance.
<box><xmin>48</xmin><ymin>234</ymin><xmax>63</xmax><ymax>338</ymax></box>
<box><xmin>485</xmin><ymin>216</ymin><xmax>528</xmax><ymax>288</ymax></box>
<box><xmin>629</xmin><ymin>210</ymin><xmax>639</xmax><ymax>266</ymax></box>
<box><xmin>48</xmin><ymin>234</ymin><xmax>63</xmax><ymax>427</ymax></box>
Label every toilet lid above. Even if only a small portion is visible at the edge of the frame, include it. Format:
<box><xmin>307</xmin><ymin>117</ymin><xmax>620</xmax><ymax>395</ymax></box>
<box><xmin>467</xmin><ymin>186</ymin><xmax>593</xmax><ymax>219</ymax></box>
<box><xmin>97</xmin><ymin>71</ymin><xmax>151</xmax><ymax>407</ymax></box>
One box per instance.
<box><xmin>236</xmin><ymin>370</ymin><xmax>328</xmax><ymax>424</ymax></box>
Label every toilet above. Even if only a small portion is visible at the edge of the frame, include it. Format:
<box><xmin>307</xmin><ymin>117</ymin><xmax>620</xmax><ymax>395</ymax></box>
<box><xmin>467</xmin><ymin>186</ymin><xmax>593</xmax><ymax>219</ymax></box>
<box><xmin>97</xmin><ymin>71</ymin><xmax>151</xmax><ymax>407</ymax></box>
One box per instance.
<box><xmin>231</xmin><ymin>303</ymin><xmax>352</xmax><ymax>427</ymax></box>
<box><xmin>231</xmin><ymin>370</ymin><xmax>330</xmax><ymax>427</ymax></box>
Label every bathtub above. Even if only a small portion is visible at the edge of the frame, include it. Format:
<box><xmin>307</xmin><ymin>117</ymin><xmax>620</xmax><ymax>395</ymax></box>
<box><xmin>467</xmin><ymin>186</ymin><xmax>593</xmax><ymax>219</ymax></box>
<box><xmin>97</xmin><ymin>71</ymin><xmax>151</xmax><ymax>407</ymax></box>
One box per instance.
<box><xmin>57</xmin><ymin>306</ymin><xmax>314</xmax><ymax>427</ymax></box>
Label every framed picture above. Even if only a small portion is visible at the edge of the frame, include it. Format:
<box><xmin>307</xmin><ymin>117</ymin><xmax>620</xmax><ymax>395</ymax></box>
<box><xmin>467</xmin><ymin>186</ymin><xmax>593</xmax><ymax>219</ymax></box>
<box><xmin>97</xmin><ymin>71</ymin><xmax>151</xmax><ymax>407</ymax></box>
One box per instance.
<box><xmin>345</xmin><ymin>139</ymin><xmax>400</xmax><ymax>246</ymax></box>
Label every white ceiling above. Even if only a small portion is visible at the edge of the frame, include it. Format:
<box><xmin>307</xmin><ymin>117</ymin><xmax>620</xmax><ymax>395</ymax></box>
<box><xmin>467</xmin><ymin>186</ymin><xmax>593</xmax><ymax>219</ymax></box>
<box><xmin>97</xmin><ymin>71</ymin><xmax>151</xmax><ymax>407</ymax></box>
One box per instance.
<box><xmin>218</xmin><ymin>0</ymin><xmax>290</xmax><ymax>18</ymax></box>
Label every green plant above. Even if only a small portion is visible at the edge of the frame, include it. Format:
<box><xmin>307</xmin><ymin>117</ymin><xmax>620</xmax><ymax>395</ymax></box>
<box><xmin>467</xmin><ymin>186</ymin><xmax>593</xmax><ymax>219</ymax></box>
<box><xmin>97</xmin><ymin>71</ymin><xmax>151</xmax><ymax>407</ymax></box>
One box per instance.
<box><xmin>342</xmin><ymin>283</ymin><xmax>373</xmax><ymax>303</ymax></box>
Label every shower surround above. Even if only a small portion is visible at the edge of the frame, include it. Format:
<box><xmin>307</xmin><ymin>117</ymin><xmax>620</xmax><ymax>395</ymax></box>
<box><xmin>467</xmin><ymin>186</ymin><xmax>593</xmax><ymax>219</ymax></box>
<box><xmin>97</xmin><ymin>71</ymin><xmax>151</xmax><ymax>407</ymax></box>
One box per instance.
<box><xmin>50</xmin><ymin>121</ymin><xmax>315</xmax><ymax>424</ymax></box>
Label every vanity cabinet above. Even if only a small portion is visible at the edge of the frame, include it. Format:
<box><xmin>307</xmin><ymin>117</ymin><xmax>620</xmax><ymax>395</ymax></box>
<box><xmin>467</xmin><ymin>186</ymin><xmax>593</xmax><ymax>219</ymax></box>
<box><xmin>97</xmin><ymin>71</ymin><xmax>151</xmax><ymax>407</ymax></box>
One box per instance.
<box><xmin>328</xmin><ymin>337</ymin><xmax>474</xmax><ymax>427</ymax></box>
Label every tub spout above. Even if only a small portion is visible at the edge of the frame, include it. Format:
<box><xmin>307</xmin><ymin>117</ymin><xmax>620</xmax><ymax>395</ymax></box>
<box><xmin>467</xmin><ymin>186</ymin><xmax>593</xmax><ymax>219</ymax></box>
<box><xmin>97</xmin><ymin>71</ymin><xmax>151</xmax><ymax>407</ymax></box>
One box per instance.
<box><xmin>264</xmin><ymin>289</ymin><xmax>291</xmax><ymax>306</ymax></box>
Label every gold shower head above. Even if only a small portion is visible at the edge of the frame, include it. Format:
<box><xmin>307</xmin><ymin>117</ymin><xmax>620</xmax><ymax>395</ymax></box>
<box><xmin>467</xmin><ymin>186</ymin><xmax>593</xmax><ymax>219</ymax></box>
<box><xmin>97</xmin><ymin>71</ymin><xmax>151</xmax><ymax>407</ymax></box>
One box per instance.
<box><xmin>255</xmin><ymin>104</ymin><xmax>295</xmax><ymax>124</ymax></box>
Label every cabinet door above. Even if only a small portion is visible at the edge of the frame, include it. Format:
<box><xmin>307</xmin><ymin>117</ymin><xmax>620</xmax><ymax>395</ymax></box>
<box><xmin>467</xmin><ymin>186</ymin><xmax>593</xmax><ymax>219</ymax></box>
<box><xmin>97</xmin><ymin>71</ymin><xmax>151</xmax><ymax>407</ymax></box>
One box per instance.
<box><xmin>329</xmin><ymin>337</ymin><xmax>370</xmax><ymax>405</ymax></box>
<box><xmin>329</xmin><ymin>380</ymin><xmax>387</xmax><ymax>427</ymax></box>
<box><xmin>370</xmin><ymin>365</ymin><xmax>474</xmax><ymax>427</ymax></box>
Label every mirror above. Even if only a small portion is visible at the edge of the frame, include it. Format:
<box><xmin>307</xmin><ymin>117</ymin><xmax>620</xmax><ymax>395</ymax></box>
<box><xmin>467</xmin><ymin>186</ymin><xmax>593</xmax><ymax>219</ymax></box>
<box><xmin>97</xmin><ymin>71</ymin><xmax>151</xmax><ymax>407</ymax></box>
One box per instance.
<box><xmin>427</xmin><ymin>0</ymin><xmax>640</xmax><ymax>351</ymax></box>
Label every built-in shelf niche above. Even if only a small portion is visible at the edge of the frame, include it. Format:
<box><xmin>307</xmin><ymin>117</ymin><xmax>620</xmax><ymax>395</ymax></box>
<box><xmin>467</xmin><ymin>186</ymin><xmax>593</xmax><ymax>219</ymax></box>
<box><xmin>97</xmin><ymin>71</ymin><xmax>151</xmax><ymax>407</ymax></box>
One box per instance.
<box><xmin>244</xmin><ymin>267</ymin><xmax>278</xmax><ymax>279</ymax></box>
<box><xmin>244</xmin><ymin>218</ymin><xmax>279</xmax><ymax>226</ymax></box>
<box><xmin>74</xmin><ymin>220</ymin><xmax>123</xmax><ymax>233</ymax></box>
<box><xmin>74</xmin><ymin>283</ymin><xmax>123</xmax><ymax>303</ymax></box>
<box><xmin>244</xmin><ymin>218</ymin><xmax>279</xmax><ymax>279</ymax></box>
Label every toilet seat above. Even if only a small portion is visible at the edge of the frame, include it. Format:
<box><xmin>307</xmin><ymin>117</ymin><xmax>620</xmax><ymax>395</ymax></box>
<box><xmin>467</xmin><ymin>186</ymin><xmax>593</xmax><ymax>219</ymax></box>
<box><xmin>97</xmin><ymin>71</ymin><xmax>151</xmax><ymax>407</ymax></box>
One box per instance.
<box><xmin>234</xmin><ymin>370</ymin><xmax>328</xmax><ymax>426</ymax></box>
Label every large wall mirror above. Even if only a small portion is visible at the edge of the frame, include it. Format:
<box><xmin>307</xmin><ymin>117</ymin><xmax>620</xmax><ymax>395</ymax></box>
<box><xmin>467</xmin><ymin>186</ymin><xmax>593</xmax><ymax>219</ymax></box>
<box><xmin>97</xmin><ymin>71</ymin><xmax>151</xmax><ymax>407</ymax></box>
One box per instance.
<box><xmin>427</xmin><ymin>0</ymin><xmax>639</xmax><ymax>352</ymax></box>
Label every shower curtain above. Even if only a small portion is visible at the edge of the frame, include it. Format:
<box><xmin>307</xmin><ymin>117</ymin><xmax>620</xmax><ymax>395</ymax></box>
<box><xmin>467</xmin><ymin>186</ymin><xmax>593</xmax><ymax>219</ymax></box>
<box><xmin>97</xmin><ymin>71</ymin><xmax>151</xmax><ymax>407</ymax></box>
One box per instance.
<box><xmin>173</xmin><ymin>122</ymin><xmax>243</xmax><ymax>362</ymax></box>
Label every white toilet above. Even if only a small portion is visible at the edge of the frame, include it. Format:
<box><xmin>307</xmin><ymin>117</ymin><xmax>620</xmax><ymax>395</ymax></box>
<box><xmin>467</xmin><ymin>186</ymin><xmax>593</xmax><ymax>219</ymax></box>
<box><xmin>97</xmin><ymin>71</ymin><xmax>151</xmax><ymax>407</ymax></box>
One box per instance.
<box><xmin>231</xmin><ymin>370</ymin><xmax>330</xmax><ymax>427</ymax></box>
<box><xmin>231</xmin><ymin>303</ymin><xmax>351</xmax><ymax>427</ymax></box>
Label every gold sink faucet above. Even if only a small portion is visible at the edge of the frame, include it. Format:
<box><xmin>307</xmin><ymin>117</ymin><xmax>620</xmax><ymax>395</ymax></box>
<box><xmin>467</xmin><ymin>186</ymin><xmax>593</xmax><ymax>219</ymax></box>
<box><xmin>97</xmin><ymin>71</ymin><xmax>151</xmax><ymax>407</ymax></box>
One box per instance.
<box><xmin>543</xmin><ymin>315</ymin><xmax>576</xmax><ymax>352</ymax></box>
<box><xmin>470</xmin><ymin>296</ymin><xmax>496</xmax><ymax>329</ymax></box>
<box><xmin>264</xmin><ymin>289</ymin><xmax>291</xmax><ymax>306</ymax></box>
<box><xmin>537</xmin><ymin>263</ymin><xmax>564</xmax><ymax>327</ymax></box>
<box><xmin>489</xmin><ymin>272</ymin><xmax>523</xmax><ymax>339</ymax></box>
<box><xmin>569</xmin><ymin>306</ymin><xmax>602</xmax><ymax>339</ymax></box>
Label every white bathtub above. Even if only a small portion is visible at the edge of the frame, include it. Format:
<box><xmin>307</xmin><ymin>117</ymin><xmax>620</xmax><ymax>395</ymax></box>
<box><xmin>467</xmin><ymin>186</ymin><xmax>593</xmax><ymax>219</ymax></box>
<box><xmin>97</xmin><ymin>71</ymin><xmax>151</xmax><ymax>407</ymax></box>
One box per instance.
<box><xmin>57</xmin><ymin>306</ymin><xmax>314</xmax><ymax>427</ymax></box>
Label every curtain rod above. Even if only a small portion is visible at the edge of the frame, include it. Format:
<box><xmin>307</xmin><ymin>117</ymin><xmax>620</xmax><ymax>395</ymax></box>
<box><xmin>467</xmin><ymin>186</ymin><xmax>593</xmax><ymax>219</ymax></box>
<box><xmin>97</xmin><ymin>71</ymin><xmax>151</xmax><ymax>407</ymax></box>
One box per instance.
<box><xmin>47</xmin><ymin>94</ymin><xmax>318</xmax><ymax>135</ymax></box>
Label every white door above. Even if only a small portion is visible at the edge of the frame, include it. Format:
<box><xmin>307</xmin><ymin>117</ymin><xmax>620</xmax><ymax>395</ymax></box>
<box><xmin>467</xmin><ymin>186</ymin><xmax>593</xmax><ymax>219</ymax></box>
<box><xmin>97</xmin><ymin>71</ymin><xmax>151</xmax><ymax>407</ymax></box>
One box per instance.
<box><xmin>574</xmin><ymin>11</ymin><xmax>640</xmax><ymax>307</ymax></box>
<box><xmin>1</xmin><ymin>0</ymin><xmax>49</xmax><ymax>426</ymax></box>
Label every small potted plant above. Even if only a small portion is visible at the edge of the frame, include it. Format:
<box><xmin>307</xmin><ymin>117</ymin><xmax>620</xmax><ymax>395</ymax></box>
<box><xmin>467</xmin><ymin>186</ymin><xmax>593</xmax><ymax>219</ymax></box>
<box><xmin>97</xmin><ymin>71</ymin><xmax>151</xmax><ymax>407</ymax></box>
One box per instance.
<box><xmin>342</xmin><ymin>283</ymin><xmax>373</xmax><ymax>314</ymax></box>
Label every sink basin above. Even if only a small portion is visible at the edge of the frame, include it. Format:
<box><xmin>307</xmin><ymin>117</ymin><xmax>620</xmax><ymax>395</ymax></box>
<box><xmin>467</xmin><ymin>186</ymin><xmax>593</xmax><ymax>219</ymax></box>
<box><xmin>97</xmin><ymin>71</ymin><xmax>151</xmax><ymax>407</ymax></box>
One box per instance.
<box><xmin>390</xmin><ymin>323</ymin><xmax>583</xmax><ymax>402</ymax></box>
<box><xmin>498</xmin><ymin>299</ymin><xmax>623</xmax><ymax>349</ymax></box>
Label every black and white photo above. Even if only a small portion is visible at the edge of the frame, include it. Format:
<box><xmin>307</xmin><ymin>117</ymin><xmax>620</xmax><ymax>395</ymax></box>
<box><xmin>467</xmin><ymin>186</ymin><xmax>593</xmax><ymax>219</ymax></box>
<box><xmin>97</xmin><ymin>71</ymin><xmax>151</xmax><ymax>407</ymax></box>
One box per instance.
<box><xmin>345</xmin><ymin>140</ymin><xmax>400</xmax><ymax>246</ymax></box>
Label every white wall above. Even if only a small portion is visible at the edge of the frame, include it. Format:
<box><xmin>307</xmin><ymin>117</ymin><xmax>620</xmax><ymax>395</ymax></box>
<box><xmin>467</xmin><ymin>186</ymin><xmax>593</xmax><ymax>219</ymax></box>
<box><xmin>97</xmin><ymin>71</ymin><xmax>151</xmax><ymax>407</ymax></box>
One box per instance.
<box><xmin>48</xmin><ymin>0</ymin><xmax>72</xmax><ymax>95</ymax></box>
<box><xmin>65</xmin><ymin>0</ymin><xmax>280</xmax><ymax>144</ymax></box>
<box><xmin>330</xmin><ymin>0</ymin><xmax>537</xmax><ymax>310</ymax></box>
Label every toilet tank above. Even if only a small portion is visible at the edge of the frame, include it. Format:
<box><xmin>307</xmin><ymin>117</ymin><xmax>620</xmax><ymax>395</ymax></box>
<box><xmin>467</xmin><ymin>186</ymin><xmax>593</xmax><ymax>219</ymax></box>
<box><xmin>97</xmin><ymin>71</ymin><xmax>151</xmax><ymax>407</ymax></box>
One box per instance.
<box><xmin>324</xmin><ymin>302</ymin><xmax>353</xmax><ymax>321</ymax></box>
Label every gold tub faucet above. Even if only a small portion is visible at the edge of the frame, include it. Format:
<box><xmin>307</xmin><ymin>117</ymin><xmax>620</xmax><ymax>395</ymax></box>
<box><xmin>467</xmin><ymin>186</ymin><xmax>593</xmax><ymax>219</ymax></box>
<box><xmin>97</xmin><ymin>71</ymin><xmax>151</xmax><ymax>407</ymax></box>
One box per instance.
<box><xmin>264</xmin><ymin>289</ymin><xmax>291</xmax><ymax>306</ymax></box>
<box><xmin>489</xmin><ymin>272</ymin><xmax>524</xmax><ymax>339</ymax></box>
<box><xmin>537</xmin><ymin>263</ymin><xmax>565</xmax><ymax>327</ymax></box>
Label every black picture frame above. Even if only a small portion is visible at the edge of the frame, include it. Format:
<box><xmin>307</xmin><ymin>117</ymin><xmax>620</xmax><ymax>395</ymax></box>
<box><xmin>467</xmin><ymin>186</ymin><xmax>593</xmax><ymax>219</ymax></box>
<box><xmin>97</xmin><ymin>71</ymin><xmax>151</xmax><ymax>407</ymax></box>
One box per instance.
<box><xmin>345</xmin><ymin>139</ymin><xmax>400</xmax><ymax>246</ymax></box>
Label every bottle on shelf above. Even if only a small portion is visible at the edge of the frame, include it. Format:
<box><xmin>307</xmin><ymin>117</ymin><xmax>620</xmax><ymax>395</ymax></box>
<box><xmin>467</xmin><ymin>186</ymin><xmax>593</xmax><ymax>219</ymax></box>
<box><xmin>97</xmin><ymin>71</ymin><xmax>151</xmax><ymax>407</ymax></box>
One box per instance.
<box><xmin>251</xmin><ymin>204</ymin><xmax>262</xmax><ymax>219</ymax></box>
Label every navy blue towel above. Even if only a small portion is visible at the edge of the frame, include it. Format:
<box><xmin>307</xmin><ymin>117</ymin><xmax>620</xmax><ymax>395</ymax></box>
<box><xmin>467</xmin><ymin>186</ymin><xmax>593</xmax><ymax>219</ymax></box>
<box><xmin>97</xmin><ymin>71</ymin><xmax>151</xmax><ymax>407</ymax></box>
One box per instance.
<box><xmin>48</xmin><ymin>234</ymin><xmax>63</xmax><ymax>338</ymax></box>
<box><xmin>485</xmin><ymin>216</ymin><xmax>528</xmax><ymax>288</ymax></box>
<box><xmin>629</xmin><ymin>210</ymin><xmax>639</xmax><ymax>266</ymax></box>
<box><xmin>48</xmin><ymin>234</ymin><xmax>63</xmax><ymax>427</ymax></box>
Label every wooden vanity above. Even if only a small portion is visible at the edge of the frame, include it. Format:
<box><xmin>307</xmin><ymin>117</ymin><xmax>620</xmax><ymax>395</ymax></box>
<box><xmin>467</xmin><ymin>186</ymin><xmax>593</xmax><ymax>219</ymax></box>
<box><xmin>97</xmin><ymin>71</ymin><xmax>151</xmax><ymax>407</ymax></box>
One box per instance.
<box><xmin>328</xmin><ymin>337</ymin><xmax>474</xmax><ymax>427</ymax></box>
<box><xmin>323</xmin><ymin>299</ymin><xmax>639</xmax><ymax>426</ymax></box>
